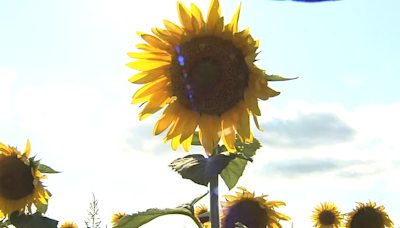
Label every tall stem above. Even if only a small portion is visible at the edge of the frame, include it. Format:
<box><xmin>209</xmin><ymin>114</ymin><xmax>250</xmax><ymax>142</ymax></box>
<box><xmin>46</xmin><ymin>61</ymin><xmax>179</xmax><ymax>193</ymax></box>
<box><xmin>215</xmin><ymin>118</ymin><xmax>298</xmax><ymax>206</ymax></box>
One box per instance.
<box><xmin>210</xmin><ymin>146</ymin><xmax>220</xmax><ymax>228</ymax></box>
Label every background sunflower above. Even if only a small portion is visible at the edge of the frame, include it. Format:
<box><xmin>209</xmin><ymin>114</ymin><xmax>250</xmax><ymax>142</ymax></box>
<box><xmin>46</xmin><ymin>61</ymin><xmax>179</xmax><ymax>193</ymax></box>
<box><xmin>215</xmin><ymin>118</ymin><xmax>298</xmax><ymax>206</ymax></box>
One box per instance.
<box><xmin>127</xmin><ymin>0</ymin><xmax>281</xmax><ymax>155</ymax></box>
<box><xmin>220</xmin><ymin>187</ymin><xmax>290</xmax><ymax>228</ymax></box>
<box><xmin>311</xmin><ymin>202</ymin><xmax>343</xmax><ymax>228</ymax></box>
<box><xmin>0</xmin><ymin>140</ymin><xmax>50</xmax><ymax>216</ymax></box>
<box><xmin>344</xmin><ymin>201</ymin><xmax>393</xmax><ymax>228</ymax></box>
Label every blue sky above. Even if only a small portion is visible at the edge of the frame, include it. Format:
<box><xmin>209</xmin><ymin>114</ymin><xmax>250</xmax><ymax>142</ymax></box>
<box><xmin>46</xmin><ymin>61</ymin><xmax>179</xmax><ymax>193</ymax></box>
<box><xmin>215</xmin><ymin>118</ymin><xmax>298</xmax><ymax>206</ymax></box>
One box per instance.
<box><xmin>1</xmin><ymin>0</ymin><xmax>400</xmax><ymax>227</ymax></box>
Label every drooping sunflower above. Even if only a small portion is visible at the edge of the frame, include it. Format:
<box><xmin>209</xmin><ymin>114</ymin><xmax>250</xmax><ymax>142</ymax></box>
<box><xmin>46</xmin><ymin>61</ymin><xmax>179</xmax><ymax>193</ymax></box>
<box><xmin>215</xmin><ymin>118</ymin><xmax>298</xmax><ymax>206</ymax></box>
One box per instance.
<box><xmin>127</xmin><ymin>0</ymin><xmax>281</xmax><ymax>155</ymax></box>
<box><xmin>60</xmin><ymin>221</ymin><xmax>78</xmax><ymax>228</ymax></box>
<box><xmin>220</xmin><ymin>187</ymin><xmax>290</xmax><ymax>228</ymax></box>
<box><xmin>343</xmin><ymin>201</ymin><xmax>393</xmax><ymax>228</ymax></box>
<box><xmin>111</xmin><ymin>211</ymin><xmax>126</xmax><ymax>227</ymax></box>
<box><xmin>0</xmin><ymin>140</ymin><xmax>50</xmax><ymax>216</ymax></box>
<box><xmin>195</xmin><ymin>204</ymin><xmax>210</xmax><ymax>225</ymax></box>
<box><xmin>311</xmin><ymin>202</ymin><xmax>343</xmax><ymax>228</ymax></box>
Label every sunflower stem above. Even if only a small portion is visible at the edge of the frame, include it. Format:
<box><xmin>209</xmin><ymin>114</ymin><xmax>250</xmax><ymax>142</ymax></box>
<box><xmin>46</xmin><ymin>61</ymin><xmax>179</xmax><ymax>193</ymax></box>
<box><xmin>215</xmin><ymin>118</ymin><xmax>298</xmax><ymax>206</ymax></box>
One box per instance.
<box><xmin>210</xmin><ymin>146</ymin><xmax>220</xmax><ymax>228</ymax></box>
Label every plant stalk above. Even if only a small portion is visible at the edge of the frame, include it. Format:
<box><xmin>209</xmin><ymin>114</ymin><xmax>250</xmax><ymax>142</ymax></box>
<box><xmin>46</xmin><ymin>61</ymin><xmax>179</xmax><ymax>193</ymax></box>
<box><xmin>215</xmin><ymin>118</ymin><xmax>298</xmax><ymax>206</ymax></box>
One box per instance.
<box><xmin>210</xmin><ymin>146</ymin><xmax>220</xmax><ymax>228</ymax></box>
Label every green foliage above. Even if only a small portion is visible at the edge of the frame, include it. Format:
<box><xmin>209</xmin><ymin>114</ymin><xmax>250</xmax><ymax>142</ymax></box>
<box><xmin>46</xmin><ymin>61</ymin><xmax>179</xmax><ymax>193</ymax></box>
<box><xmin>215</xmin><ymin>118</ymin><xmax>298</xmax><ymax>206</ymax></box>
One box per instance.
<box><xmin>169</xmin><ymin>149</ymin><xmax>252</xmax><ymax>186</ymax></box>
<box><xmin>220</xmin><ymin>138</ymin><xmax>261</xmax><ymax>190</ymax></box>
<box><xmin>261</xmin><ymin>71</ymin><xmax>298</xmax><ymax>81</ymax></box>
<box><xmin>36</xmin><ymin>164</ymin><xmax>60</xmax><ymax>174</ymax></box>
<box><xmin>115</xmin><ymin>192</ymin><xmax>208</xmax><ymax>228</ymax></box>
<box><xmin>191</xmin><ymin>132</ymin><xmax>202</xmax><ymax>145</ymax></box>
<box><xmin>85</xmin><ymin>193</ymin><xmax>102</xmax><ymax>228</ymax></box>
<box><xmin>0</xmin><ymin>217</ymin><xmax>10</xmax><ymax>228</ymax></box>
<box><xmin>9</xmin><ymin>211</ymin><xmax>58</xmax><ymax>228</ymax></box>
<box><xmin>177</xmin><ymin>191</ymin><xmax>209</xmax><ymax>215</ymax></box>
<box><xmin>116</xmin><ymin>208</ymin><xmax>192</xmax><ymax>228</ymax></box>
<box><xmin>29</xmin><ymin>157</ymin><xmax>60</xmax><ymax>174</ymax></box>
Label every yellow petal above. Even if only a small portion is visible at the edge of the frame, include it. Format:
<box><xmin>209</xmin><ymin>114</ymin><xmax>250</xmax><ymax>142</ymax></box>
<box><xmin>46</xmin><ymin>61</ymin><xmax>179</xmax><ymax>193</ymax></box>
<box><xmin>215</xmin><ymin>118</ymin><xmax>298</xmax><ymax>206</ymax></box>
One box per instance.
<box><xmin>164</xmin><ymin>19</ymin><xmax>184</xmax><ymax>36</ymax></box>
<box><xmin>236</xmin><ymin>102</ymin><xmax>251</xmax><ymax>142</ymax></box>
<box><xmin>207</xmin><ymin>0</ymin><xmax>221</xmax><ymax>33</ymax></box>
<box><xmin>132</xmin><ymin>77</ymin><xmax>169</xmax><ymax>100</ymax></box>
<box><xmin>228</xmin><ymin>3</ymin><xmax>241</xmax><ymax>34</ymax></box>
<box><xmin>244</xmin><ymin>89</ymin><xmax>261</xmax><ymax>116</ymax></box>
<box><xmin>182</xmin><ymin>134</ymin><xmax>193</xmax><ymax>152</ymax></box>
<box><xmin>171</xmin><ymin>135</ymin><xmax>181</xmax><ymax>150</ymax></box>
<box><xmin>221</xmin><ymin>114</ymin><xmax>236</xmax><ymax>152</ymax></box>
<box><xmin>139</xmin><ymin>33</ymin><xmax>171</xmax><ymax>51</ymax></box>
<box><xmin>126</xmin><ymin>59</ymin><xmax>170</xmax><ymax>71</ymax></box>
<box><xmin>252</xmin><ymin>114</ymin><xmax>264</xmax><ymax>131</ymax></box>
<box><xmin>191</xmin><ymin>3</ymin><xmax>205</xmax><ymax>33</ymax></box>
<box><xmin>151</xmin><ymin>28</ymin><xmax>180</xmax><ymax>46</ymax></box>
<box><xmin>139</xmin><ymin>90</ymin><xmax>171</xmax><ymax>120</ymax></box>
<box><xmin>177</xmin><ymin>2</ymin><xmax>193</xmax><ymax>31</ymax></box>
<box><xmin>128</xmin><ymin>67</ymin><xmax>167</xmax><ymax>84</ymax></box>
<box><xmin>199</xmin><ymin>115</ymin><xmax>215</xmax><ymax>155</ymax></box>
<box><xmin>153</xmin><ymin>101</ymin><xmax>180</xmax><ymax>135</ymax></box>
<box><xmin>23</xmin><ymin>139</ymin><xmax>31</xmax><ymax>157</ymax></box>
<box><xmin>254</xmin><ymin>86</ymin><xmax>281</xmax><ymax>100</ymax></box>
<box><xmin>215</xmin><ymin>16</ymin><xmax>224</xmax><ymax>34</ymax></box>
<box><xmin>166</xmin><ymin>110</ymin><xmax>189</xmax><ymax>140</ymax></box>
<box><xmin>180</xmin><ymin>111</ymin><xmax>200</xmax><ymax>143</ymax></box>
<box><xmin>135</xmin><ymin>43</ymin><xmax>165</xmax><ymax>53</ymax></box>
<box><xmin>127</xmin><ymin>52</ymin><xmax>170</xmax><ymax>61</ymax></box>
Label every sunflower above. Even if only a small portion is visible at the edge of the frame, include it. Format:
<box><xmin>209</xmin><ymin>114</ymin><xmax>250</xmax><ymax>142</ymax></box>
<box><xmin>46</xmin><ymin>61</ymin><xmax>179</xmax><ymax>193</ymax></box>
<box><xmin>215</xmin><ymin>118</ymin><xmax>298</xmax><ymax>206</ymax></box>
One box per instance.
<box><xmin>0</xmin><ymin>140</ymin><xmax>50</xmax><ymax>217</ymax></box>
<box><xmin>311</xmin><ymin>202</ymin><xmax>343</xmax><ymax>228</ymax></box>
<box><xmin>127</xmin><ymin>0</ymin><xmax>280</xmax><ymax>155</ymax></box>
<box><xmin>343</xmin><ymin>201</ymin><xmax>393</xmax><ymax>228</ymax></box>
<box><xmin>111</xmin><ymin>211</ymin><xmax>126</xmax><ymax>227</ymax></box>
<box><xmin>220</xmin><ymin>187</ymin><xmax>290</xmax><ymax>228</ymax></box>
<box><xmin>195</xmin><ymin>204</ymin><xmax>210</xmax><ymax>224</ymax></box>
<box><xmin>60</xmin><ymin>221</ymin><xmax>78</xmax><ymax>228</ymax></box>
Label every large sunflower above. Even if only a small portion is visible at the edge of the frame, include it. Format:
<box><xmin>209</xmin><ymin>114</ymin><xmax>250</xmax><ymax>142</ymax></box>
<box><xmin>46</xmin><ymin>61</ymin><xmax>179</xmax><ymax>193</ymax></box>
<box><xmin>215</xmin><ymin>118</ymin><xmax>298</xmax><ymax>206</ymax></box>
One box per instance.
<box><xmin>343</xmin><ymin>201</ymin><xmax>393</xmax><ymax>228</ymax></box>
<box><xmin>111</xmin><ymin>211</ymin><xmax>126</xmax><ymax>227</ymax></box>
<box><xmin>0</xmin><ymin>140</ymin><xmax>50</xmax><ymax>216</ymax></box>
<box><xmin>311</xmin><ymin>202</ymin><xmax>343</xmax><ymax>228</ymax></box>
<box><xmin>220</xmin><ymin>187</ymin><xmax>290</xmax><ymax>228</ymax></box>
<box><xmin>127</xmin><ymin>0</ymin><xmax>280</xmax><ymax>155</ymax></box>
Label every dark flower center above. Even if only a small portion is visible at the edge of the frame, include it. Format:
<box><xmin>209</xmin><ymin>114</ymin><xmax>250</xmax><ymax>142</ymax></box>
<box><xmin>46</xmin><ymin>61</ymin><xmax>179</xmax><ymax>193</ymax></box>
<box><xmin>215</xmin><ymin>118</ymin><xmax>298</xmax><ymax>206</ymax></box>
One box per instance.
<box><xmin>0</xmin><ymin>156</ymin><xmax>34</xmax><ymax>200</ymax></box>
<box><xmin>319</xmin><ymin>210</ymin><xmax>336</xmax><ymax>225</ymax></box>
<box><xmin>170</xmin><ymin>36</ymin><xmax>249</xmax><ymax>115</ymax></box>
<box><xmin>224</xmin><ymin>199</ymin><xmax>268</xmax><ymax>228</ymax></box>
<box><xmin>350</xmin><ymin>207</ymin><xmax>384</xmax><ymax>228</ymax></box>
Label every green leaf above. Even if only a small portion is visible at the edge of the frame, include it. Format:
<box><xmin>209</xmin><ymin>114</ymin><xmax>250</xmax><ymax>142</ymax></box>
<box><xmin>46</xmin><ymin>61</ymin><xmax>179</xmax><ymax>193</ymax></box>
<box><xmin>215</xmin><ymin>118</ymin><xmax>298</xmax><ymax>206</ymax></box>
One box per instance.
<box><xmin>169</xmin><ymin>154</ymin><xmax>209</xmax><ymax>186</ymax></box>
<box><xmin>191</xmin><ymin>131</ymin><xmax>202</xmax><ymax>146</ymax></box>
<box><xmin>220</xmin><ymin>137</ymin><xmax>262</xmax><ymax>190</ymax></box>
<box><xmin>261</xmin><ymin>71</ymin><xmax>298</xmax><ymax>81</ymax></box>
<box><xmin>36</xmin><ymin>201</ymin><xmax>48</xmax><ymax>214</ymax></box>
<box><xmin>169</xmin><ymin>152</ymin><xmax>252</xmax><ymax>186</ymax></box>
<box><xmin>115</xmin><ymin>208</ymin><xmax>192</xmax><ymax>228</ymax></box>
<box><xmin>36</xmin><ymin>164</ymin><xmax>60</xmax><ymax>174</ymax></box>
<box><xmin>177</xmin><ymin>191</ymin><xmax>209</xmax><ymax>215</ymax></box>
<box><xmin>220</xmin><ymin>157</ymin><xmax>248</xmax><ymax>190</ymax></box>
<box><xmin>10</xmin><ymin>211</ymin><xmax>58</xmax><ymax>228</ymax></box>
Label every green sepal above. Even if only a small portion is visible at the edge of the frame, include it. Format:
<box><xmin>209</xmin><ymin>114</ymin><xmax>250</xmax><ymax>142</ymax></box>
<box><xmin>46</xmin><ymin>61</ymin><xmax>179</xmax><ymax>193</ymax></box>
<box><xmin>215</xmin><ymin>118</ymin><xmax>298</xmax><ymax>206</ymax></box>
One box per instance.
<box><xmin>169</xmin><ymin>150</ymin><xmax>252</xmax><ymax>186</ymax></box>
<box><xmin>115</xmin><ymin>208</ymin><xmax>192</xmax><ymax>228</ymax></box>
<box><xmin>220</xmin><ymin>137</ymin><xmax>261</xmax><ymax>190</ymax></box>
<box><xmin>261</xmin><ymin>70</ymin><xmax>298</xmax><ymax>81</ymax></box>
<box><xmin>191</xmin><ymin>131</ymin><xmax>202</xmax><ymax>146</ymax></box>
<box><xmin>35</xmin><ymin>164</ymin><xmax>60</xmax><ymax>174</ymax></box>
<box><xmin>10</xmin><ymin>211</ymin><xmax>58</xmax><ymax>228</ymax></box>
